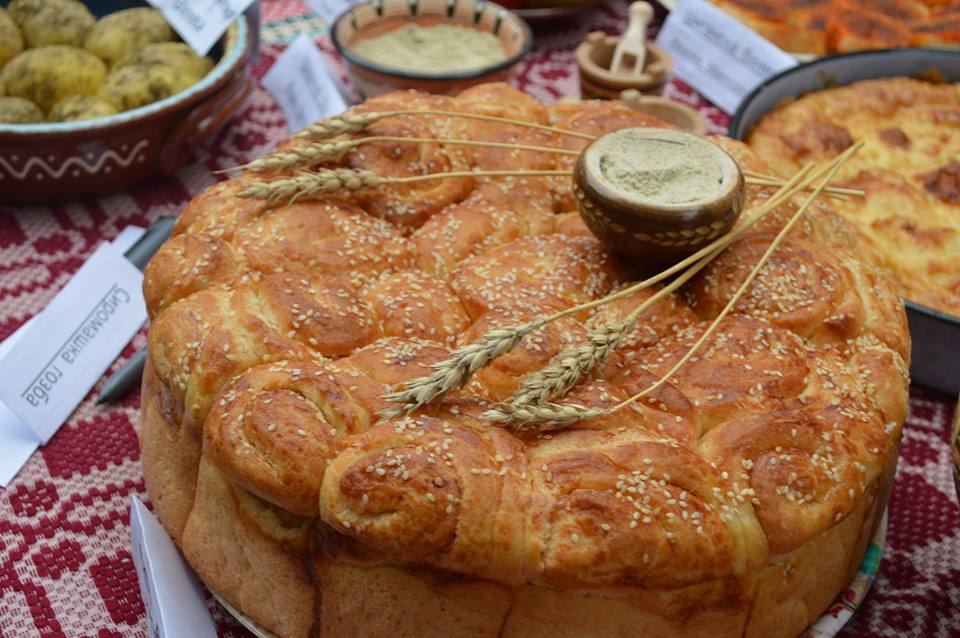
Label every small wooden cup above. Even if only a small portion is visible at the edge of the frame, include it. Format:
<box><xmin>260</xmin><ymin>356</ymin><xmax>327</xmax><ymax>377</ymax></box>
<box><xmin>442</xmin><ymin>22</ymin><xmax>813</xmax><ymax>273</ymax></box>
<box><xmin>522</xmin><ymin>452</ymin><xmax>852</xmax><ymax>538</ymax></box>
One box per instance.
<box><xmin>576</xmin><ymin>31</ymin><xmax>671</xmax><ymax>99</ymax></box>
<box><xmin>573</xmin><ymin>128</ymin><xmax>744</xmax><ymax>269</ymax></box>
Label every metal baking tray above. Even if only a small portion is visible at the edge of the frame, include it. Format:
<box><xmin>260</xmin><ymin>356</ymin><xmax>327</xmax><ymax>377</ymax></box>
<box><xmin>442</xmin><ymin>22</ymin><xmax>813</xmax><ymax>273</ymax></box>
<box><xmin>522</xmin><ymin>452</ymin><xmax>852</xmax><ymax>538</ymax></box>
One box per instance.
<box><xmin>728</xmin><ymin>49</ymin><xmax>960</xmax><ymax>395</ymax></box>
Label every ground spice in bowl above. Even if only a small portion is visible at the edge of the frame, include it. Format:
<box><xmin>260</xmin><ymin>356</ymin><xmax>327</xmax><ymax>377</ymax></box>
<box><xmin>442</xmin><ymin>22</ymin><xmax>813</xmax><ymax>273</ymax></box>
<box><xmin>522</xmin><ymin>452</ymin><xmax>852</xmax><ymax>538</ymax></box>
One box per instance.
<box><xmin>590</xmin><ymin>130</ymin><xmax>730</xmax><ymax>206</ymax></box>
<box><xmin>351</xmin><ymin>23</ymin><xmax>507</xmax><ymax>74</ymax></box>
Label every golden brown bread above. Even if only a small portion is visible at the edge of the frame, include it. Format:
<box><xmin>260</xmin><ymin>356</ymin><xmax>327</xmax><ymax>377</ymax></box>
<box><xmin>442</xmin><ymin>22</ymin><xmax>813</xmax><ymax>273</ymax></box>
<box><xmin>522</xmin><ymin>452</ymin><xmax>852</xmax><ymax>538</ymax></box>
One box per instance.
<box><xmin>144</xmin><ymin>198</ymin><xmax>411</xmax><ymax>316</ymax></box>
<box><xmin>140</xmin><ymin>84</ymin><xmax>909</xmax><ymax>638</ymax></box>
<box><xmin>203</xmin><ymin>359</ymin><xmax>370</xmax><ymax>517</ymax></box>
<box><xmin>411</xmin><ymin>180</ymin><xmax>557</xmax><ymax>278</ymax></box>
<box><xmin>449</xmin><ymin>234</ymin><xmax>622</xmax><ymax>319</ymax></box>
<box><xmin>362</xmin><ymin>270</ymin><xmax>471</xmax><ymax>345</ymax></box>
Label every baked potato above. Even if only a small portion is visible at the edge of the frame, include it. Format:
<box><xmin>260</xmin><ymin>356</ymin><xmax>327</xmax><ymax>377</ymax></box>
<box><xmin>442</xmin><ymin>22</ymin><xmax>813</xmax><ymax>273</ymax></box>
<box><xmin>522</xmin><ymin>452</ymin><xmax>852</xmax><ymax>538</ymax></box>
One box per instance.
<box><xmin>98</xmin><ymin>62</ymin><xmax>194</xmax><ymax>111</ymax></box>
<box><xmin>0</xmin><ymin>45</ymin><xmax>106</xmax><ymax>112</ymax></box>
<box><xmin>7</xmin><ymin>0</ymin><xmax>95</xmax><ymax>49</ymax></box>
<box><xmin>0</xmin><ymin>95</ymin><xmax>44</xmax><ymax>122</ymax></box>
<box><xmin>115</xmin><ymin>42</ymin><xmax>214</xmax><ymax>82</ymax></box>
<box><xmin>48</xmin><ymin>93</ymin><xmax>117</xmax><ymax>121</ymax></box>
<box><xmin>0</xmin><ymin>8</ymin><xmax>24</xmax><ymax>69</ymax></box>
<box><xmin>84</xmin><ymin>8</ymin><xmax>175</xmax><ymax>67</ymax></box>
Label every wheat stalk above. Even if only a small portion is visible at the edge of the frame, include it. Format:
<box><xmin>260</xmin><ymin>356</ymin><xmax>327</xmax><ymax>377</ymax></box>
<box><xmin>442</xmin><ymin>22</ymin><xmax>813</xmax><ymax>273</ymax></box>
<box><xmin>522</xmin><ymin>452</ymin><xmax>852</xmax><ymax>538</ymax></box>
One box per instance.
<box><xmin>508</xmin><ymin>249</ymin><xmax>718</xmax><ymax>407</ymax></box>
<box><xmin>295</xmin><ymin>109</ymin><xmax>597</xmax><ymax>142</ymax></box>
<box><xmin>380</xmin><ymin>162</ymin><xmax>820</xmax><ymax>416</ymax></box>
<box><xmin>295</xmin><ymin>111</ymin><xmax>388</xmax><ymax>139</ymax></box>
<box><xmin>242</xmin><ymin>136</ymin><xmax>581</xmax><ymax>173</ymax></box>
<box><xmin>502</xmin><ymin>163</ymin><xmax>822</xmax><ymax>408</ymax></box>
<box><xmin>237</xmin><ymin>169</ymin><xmax>385</xmax><ymax>204</ymax></box>
<box><xmin>483</xmin><ymin>142</ymin><xmax>863</xmax><ymax>428</ymax></box>
<box><xmin>238</xmin><ymin>168</ymin><xmax>572</xmax><ymax>203</ymax></box>
<box><xmin>236</xmin><ymin>164</ymin><xmax>860</xmax><ymax>202</ymax></box>
<box><xmin>742</xmin><ymin>169</ymin><xmax>862</xmax><ymax>200</ymax></box>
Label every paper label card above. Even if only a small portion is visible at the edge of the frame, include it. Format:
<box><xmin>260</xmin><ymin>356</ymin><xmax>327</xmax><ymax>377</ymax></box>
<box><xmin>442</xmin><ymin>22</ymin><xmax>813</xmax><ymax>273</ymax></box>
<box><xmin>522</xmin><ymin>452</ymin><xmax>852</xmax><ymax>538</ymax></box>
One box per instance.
<box><xmin>305</xmin><ymin>0</ymin><xmax>365</xmax><ymax>26</ymax></box>
<box><xmin>147</xmin><ymin>0</ymin><xmax>256</xmax><ymax>55</ymax></box>
<box><xmin>130</xmin><ymin>498</ymin><xmax>218</xmax><ymax>638</ymax></box>
<box><xmin>0</xmin><ymin>227</ymin><xmax>144</xmax><ymax>487</ymax></box>
<box><xmin>0</xmin><ymin>243</ymin><xmax>147</xmax><ymax>444</ymax></box>
<box><xmin>262</xmin><ymin>34</ymin><xmax>348</xmax><ymax>133</ymax></box>
<box><xmin>656</xmin><ymin>0</ymin><xmax>797</xmax><ymax>114</ymax></box>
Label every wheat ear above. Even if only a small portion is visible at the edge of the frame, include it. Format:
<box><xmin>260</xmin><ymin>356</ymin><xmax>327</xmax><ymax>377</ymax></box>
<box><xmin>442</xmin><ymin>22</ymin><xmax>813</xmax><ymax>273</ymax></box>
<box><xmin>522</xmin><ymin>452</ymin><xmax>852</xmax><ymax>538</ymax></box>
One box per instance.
<box><xmin>238</xmin><ymin>169</ymin><xmax>572</xmax><ymax>202</ymax></box>
<box><xmin>482</xmin><ymin>142</ymin><xmax>863</xmax><ymax>428</ymax></box>
<box><xmin>378</xmin><ymin>328</ymin><xmax>525</xmax><ymax>419</ymax></box>
<box><xmin>237</xmin><ymin>169</ymin><xmax>385</xmax><ymax>204</ymax></box>
<box><xmin>242</xmin><ymin>137</ymin><xmax>581</xmax><ymax>173</ymax></box>
<box><xmin>482</xmin><ymin>402</ymin><xmax>605</xmax><ymax>428</ymax></box>
<box><xmin>295</xmin><ymin>109</ymin><xmax>596</xmax><ymax>142</ymax></box>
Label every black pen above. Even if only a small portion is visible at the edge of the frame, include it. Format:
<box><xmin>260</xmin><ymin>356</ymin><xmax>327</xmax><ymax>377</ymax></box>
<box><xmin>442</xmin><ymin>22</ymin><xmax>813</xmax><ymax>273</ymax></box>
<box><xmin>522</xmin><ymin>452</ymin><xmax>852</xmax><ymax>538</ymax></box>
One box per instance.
<box><xmin>96</xmin><ymin>218</ymin><xmax>175</xmax><ymax>404</ymax></box>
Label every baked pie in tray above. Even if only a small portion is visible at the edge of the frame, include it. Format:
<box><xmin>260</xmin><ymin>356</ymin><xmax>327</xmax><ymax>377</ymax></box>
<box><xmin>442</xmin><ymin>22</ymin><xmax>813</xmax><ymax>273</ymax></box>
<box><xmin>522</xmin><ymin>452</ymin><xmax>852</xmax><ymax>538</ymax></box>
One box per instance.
<box><xmin>746</xmin><ymin>77</ymin><xmax>960</xmax><ymax>318</ymax></box>
<box><xmin>139</xmin><ymin>83</ymin><xmax>909</xmax><ymax>638</ymax></box>
<box><xmin>710</xmin><ymin>0</ymin><xmax>960</xmax><ymax>55</ymax></box>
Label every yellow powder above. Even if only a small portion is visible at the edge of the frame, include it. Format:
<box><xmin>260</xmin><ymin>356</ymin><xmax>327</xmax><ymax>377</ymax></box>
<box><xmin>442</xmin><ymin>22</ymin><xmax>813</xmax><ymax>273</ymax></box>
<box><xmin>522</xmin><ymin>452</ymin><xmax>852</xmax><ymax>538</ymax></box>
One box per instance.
<box><xmin>352</xmin><ymin>24</ymin><xmax>506</xmax><ymax>74</ymax></box>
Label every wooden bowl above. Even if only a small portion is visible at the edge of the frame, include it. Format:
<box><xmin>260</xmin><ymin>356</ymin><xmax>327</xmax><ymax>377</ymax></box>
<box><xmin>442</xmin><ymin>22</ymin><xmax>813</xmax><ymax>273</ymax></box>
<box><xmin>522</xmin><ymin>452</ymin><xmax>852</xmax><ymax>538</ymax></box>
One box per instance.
<box><xmin>619</xmin><ymin>91</ymin><xmax>708</xmax><ymax>136</ymax></box>
<box><xmin>0</xmin><ymin>7</ymin><xmax>253</xmax><ymax>204</ymax></box>
<box><xmin>331</xmin><ymin>0</ymin><xmax>532</xmax><ymax>98</ymax></box>
<box><xmin>573</xmin><ymin>128</ymin><xmax>744</xmax><ymax>269</ymax></box>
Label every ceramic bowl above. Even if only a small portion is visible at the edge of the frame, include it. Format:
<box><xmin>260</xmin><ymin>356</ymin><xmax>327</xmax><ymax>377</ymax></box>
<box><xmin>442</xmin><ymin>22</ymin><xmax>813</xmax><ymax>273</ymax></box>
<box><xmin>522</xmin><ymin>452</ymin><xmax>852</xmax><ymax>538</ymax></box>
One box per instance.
<box><xmin>331</xmin><ymin>0</ymin><xmax>532</xmax><ymax>98</ymax></box>
<box><xmin>0</xmin><ymin>3</ymin><xmax>253</xmax><ymax>204</ymax></box>
<box><xmin>729</xmin><ymin>48</ymin><xmax>960</xmax><ymax>395</ymax></box>
<box><xmin>573</xmin><ymin>128</ymin><xmax>744</xmax><ymax>269</ymax></box>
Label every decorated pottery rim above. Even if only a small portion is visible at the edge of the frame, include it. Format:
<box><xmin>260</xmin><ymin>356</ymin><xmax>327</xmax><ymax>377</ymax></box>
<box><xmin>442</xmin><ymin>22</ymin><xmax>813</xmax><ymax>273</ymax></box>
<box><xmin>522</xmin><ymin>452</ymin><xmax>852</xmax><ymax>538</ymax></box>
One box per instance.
<box><xmin>578</xmin><ymin>127</ymin><xmax>743</xmax><ymax>217</ymax></box>
<box><xmin>0</xmin><ymin>18</ymin><xmax>248</xmax><ymax>135</ymax></box>
<box><xmin>213</xmin><ymin>508</ymin><xmax>888</xmax><ymax>638</ymax></box>
<box><xmin>330</xmin><ymin>0</ymin><xmax>532</xmax><ymax>81</ymax></box>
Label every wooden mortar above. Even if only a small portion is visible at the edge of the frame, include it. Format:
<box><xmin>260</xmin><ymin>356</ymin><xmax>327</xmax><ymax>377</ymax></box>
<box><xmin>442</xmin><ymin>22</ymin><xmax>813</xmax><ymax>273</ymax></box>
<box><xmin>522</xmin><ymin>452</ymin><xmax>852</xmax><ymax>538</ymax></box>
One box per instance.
<box><xmin>573</xmin><ymin>127</ymin><xmax>744</xmax><ymax>268</ymax></box>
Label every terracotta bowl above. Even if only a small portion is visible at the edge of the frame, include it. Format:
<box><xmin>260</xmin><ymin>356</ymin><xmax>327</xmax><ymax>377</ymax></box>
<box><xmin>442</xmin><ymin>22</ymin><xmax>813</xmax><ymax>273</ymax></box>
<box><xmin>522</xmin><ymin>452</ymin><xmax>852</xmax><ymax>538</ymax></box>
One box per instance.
<box><xmin>331</xmin><ymin>0</ymin><xmax>532</xmax><ymax>98</ymax></box>
<box><xmin>0</xmin><ymin>8</ymin><xmax>253</xmax><ymax>205</ymax></box>
<box><xmin>573</xmin><ymin>128</ymin><xmax>744</xmax><ymax>269</ymax></box>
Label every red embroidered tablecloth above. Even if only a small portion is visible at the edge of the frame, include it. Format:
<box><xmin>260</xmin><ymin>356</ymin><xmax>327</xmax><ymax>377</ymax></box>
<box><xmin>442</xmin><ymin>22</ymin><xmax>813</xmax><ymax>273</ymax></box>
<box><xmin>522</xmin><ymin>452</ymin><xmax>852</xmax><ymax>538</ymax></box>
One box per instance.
<box><xmin>1</xmin><ymin>2</ymin><xmax>957</xmax><ymax>636</ymax></box>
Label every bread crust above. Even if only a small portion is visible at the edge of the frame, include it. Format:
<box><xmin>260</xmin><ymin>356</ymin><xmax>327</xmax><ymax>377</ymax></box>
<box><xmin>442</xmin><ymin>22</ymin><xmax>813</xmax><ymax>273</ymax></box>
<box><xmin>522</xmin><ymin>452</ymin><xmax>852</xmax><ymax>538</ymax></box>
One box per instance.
<box><xmin>142</xmin><ymin>387</ymin><xmax>892</xmax><ymax>638</ymax></box>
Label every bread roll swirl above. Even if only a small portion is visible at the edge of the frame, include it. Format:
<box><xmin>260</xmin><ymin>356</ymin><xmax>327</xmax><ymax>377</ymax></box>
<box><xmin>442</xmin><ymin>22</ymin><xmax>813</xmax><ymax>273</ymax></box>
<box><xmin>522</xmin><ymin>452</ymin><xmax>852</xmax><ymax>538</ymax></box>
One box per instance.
<box><xmin>204</xmin><ymin>360</ymin><xmax>372</xmax><ymax>516</ymax></box>
<box><xmin>411</xmin><ymin>180</ymin><xmax>556</xmax><ymax>278</ymax></box>
<box><xmin>338</xmin><ymin>92</ymin><xmax>474</xmax><ymax>230</ymax></box>
<box><xmin>528</xmin><ymin>427</ymin><xmax>766</xmax><ymax>588</ymax></box>
<box><xmin>451</xmin><ymin>234</ymin><xmax>621</xmax><ymax>320</ymax></box>
<box><xmin>319</xmin><ymin>416</ymin><xmax>532</xmax><ymax>584</ymax></box>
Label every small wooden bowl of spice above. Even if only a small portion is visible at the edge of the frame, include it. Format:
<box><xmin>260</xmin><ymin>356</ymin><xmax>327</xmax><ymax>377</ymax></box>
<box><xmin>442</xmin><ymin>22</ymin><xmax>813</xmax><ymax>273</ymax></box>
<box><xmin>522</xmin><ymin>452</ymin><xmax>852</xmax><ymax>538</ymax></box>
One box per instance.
<box><xmin>331</xmin><ymin>0</ymin><xmax>532</xmax><ymax>98</ymax></box>
<box><xmin>573</xmin><ymin>127</ymin><xmax>745</xmax><ymax>269</ymax></box>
